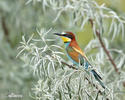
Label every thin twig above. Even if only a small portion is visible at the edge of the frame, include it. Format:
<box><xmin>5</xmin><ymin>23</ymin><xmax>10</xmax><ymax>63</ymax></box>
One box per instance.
<box><xmin>89</xmin><ymin>19</ymin><xmax>119</xmax><ymax>74</ymax></box>
<box><xmin>85</xmin><ymin>77</ymin><xmax>98</xmax><ymax>89</ymax></box>
<box><xmin>1</xmin><ymin>16</ymin><xmax>10</xmax><ymax>43</ymax></box>
<box><xmin>96</xmin><ymin>30</ymin><xmax>119</xmax><ymax>73</ymax></box>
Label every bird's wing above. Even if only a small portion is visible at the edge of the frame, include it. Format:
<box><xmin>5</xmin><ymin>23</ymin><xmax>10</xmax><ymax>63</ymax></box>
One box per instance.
<box><xmin>66</xmin><ymin>46</ymin><xmax>90</xmax><ymax>67</ymax></box>
<box><xmin>72</xmin><ymin>47</ymin><xmax>88</xmax><ymax>60</ymax></box>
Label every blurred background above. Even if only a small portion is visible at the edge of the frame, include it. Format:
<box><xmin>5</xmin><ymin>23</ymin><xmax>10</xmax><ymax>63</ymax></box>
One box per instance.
<box><xmin>0</xmin><ymin>0</ymin><xmax>125</xmax><ymax>100</ymax></box>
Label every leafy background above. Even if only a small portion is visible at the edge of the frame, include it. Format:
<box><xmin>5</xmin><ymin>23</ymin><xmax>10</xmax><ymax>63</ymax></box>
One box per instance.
<box><xmin>0</xmin><ymin>0</ymin><xmax>125</xmax><ymax>100</ymax></box>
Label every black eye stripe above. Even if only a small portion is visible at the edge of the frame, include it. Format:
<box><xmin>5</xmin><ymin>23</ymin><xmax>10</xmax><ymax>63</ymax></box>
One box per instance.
<box><xmin>63</xmin><ymin>34</ymin><xmax>73</xmax><ymax>39</ymax></box>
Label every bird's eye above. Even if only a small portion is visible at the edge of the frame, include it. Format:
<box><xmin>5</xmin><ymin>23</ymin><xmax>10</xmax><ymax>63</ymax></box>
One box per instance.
<box><xmin>66</xmin><ymin>34</ymin><xmax>73</xmax><ymax>39</ymax></box>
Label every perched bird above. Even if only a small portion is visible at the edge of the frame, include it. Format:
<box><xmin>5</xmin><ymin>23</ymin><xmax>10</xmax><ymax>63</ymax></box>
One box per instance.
<box><xmin>54</xmin><ymin>32</ymin><xmax>105</xmax><ymax>89</ymax></box>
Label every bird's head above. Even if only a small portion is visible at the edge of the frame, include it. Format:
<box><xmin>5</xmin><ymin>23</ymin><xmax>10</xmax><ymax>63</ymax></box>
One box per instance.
<box><xmin>54</xmin><ymin>32</ymin><xmax>75</xmax><ymax>43</ymax></box>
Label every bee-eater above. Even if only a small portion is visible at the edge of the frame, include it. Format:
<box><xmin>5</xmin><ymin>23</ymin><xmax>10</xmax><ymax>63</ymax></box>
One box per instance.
<box><xmin>54</xmin><ymin>32</ymin><xmax>105</xmax><ymax>89</ymax></box>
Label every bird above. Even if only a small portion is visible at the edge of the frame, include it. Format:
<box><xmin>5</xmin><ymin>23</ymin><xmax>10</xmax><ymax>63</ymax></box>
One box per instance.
<box><xmin>54</xmin><ymin>32</ymin><xmax>105</xmax><ymax>89</ymax></box>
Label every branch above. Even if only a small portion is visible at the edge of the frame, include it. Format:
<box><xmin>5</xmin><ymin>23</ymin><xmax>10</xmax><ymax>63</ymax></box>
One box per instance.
<box><xmin>61</xmin><ymin>61</ymin><xmax>78</xmax><ymax>70</ymax></box>
<box><xmin>89</xmin><ymin>19</ymin><xmax>119</xmax><ymax>74</ymax></box>
<box><xmin>61</xmin><ymin>61</ymin><xmax>97</xmax><ymax>87</ymax></box>
<box><xmin>61</xmin><ymin>61</ymin><xmax>109</xmax><ymax>98</ymax></box>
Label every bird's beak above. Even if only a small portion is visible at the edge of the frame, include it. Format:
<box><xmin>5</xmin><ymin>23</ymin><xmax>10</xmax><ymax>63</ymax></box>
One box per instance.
<box><xmin>54</xmin><ymin>33</ymin><xmax>71</xmax><ymax>43</ymax></box>
<box><xmin>54</xmin><ymin>33</ymin><xmax>63</xmax><ymax>36</ymax></box>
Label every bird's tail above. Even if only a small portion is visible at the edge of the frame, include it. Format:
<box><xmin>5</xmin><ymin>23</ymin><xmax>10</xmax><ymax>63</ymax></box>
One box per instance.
<box><xmin>91</xmin><ymin>69</ymin><xmax>105</xmax><ymax>89</ymax></box>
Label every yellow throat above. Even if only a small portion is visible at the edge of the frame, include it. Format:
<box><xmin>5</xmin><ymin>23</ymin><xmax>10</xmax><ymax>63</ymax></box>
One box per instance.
<box><xmin>61</xmin><ymin>36</ymin><xmax>71</xmax><ymax>43</ymax></box>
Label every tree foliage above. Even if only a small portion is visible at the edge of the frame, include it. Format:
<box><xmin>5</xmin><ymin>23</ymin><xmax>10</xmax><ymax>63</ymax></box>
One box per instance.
<box><xmin>0</xmin><ymin>0</ymin><xmax>125</xmax><ymax>100</ymax></box>
<box><xmin>17</xmin><ymin>0</ymin><xmax>125</xmax><ymax>99</ymax></box>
